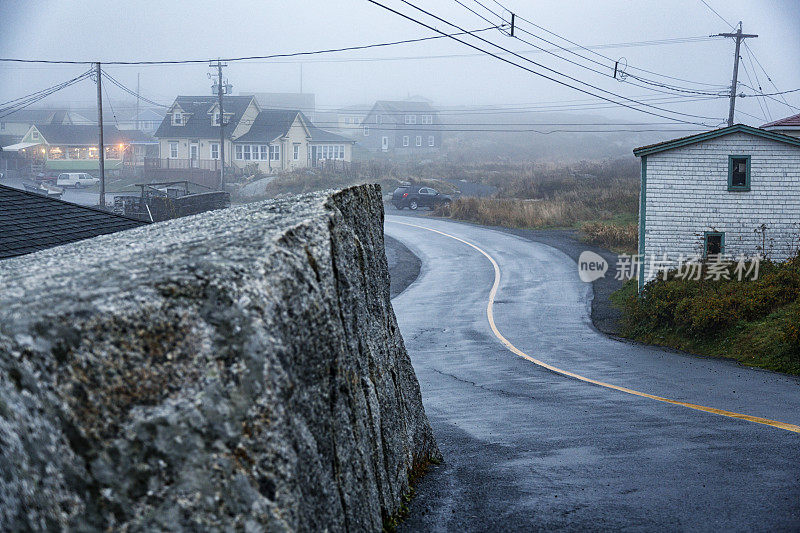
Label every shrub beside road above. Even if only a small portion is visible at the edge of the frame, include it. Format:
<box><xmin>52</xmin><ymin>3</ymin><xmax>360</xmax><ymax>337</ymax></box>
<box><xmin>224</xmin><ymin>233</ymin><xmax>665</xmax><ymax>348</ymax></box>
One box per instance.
<box><xmin>612</xmin><ymin>255</ymin><xmax>800</xmax><ymax>375</ymax></box>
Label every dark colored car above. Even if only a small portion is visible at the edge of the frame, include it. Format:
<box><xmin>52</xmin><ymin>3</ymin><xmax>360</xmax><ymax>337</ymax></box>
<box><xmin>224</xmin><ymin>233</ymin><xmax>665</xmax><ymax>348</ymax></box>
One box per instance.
<box><xmin>391</xmin><ymin>185</ymin><xmax>452</xmax><ymax>210</ymax></box>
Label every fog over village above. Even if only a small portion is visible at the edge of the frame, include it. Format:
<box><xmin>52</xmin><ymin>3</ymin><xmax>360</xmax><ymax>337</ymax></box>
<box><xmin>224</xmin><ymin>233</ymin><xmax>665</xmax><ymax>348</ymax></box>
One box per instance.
<box><xmin>1</xmin><ymin>1</ymin><xmax>800</xmax><ymax>531</ymax></box>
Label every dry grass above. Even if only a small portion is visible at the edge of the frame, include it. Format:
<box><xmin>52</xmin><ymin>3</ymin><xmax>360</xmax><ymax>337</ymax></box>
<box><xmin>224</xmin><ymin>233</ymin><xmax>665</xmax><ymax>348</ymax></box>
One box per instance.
<box><xmin>581</xmin><ymin>221</ymin><xmax>638</xmax><ymax>253</ymax></box>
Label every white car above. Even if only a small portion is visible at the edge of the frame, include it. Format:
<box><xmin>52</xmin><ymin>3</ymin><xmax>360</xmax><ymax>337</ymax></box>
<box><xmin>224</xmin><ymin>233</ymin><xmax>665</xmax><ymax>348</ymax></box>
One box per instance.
<box><xmin>56</xmin><ymin>173</ymin><xmax>100</xmax><ymax>188</ymax></box>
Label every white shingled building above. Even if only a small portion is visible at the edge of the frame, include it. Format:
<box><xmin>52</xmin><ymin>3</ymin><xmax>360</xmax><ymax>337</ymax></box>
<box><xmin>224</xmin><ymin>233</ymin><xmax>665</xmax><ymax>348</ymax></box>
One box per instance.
<box><xmin>633</xmin><ymin>124</ymin><xmax>800</xmax><ymax>289</ymax></box>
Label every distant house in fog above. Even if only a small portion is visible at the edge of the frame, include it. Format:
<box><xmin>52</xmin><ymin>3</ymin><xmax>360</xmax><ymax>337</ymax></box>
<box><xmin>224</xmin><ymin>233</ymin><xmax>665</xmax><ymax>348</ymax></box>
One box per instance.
<box><xmin>762</xmin><ymin>113</ymin><xmax>800</xmax><ymax>138</ymax></box>
<box><xmin>240</xmin><ymin>92</ymin><xmax>316</xmax><ymax>120</ymax></box>
<box><xmin>359</xmin><ymin>100</ymin><xmax>441</xmax><ymax>154</ymax></box>
<box><xmin>118</xmin><ymin>109</ymin><xmax>166</xmax><ymax>135</ymax></box>
<box><xmin>633</xmin><ymin>124</ymin><xmax>800</xmax><ymax>289</ymax></box>
<box><xmin>0</xmin><ymin>109</ymin><xmax>74</xmax><ymax>141</ymax></box>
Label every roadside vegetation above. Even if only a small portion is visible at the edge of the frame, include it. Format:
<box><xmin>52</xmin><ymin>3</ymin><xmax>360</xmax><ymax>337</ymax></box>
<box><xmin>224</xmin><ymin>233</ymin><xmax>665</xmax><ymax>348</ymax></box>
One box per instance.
<box><xmin>611</xmin><ymin>254</ymin><xmax>800</xmax><ymax>375</ymax></box>
<box><xmin>434</xmin><ymin>158</ymin><xmax>640</xmax><ymax>252</ymax></box>
<box><xmin>229</xmin><ymin>157</ymin><xmax>640</xmax><ymax>252</ymax></box>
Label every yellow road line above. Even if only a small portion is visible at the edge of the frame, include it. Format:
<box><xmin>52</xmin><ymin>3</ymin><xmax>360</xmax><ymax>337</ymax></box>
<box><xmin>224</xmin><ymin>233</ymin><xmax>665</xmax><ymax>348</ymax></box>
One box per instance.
<box><xmin>389</xmin><ymin>219</ymin><xmax>800</xmax><ymax>435</ymax></box>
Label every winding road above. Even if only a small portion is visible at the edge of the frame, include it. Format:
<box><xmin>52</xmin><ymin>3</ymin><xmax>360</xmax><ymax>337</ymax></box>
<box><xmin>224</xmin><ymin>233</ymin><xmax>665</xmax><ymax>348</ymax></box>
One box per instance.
<box><xmin>385</xmin><ymin>214</ymin><xmax>800</xmax><ymax>531</ymax></box>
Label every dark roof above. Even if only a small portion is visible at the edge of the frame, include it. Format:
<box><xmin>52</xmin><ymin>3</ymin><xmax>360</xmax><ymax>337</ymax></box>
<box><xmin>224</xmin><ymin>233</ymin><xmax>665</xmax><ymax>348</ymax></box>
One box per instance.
<box><xmin>372</xmin><ymin>100</ymin><xmax>438</xmax><ymax>114</ymax></box>
<box><xmin>234</xmin><ymin>109</ymin><xmax>299</xmax><ymax>143</ymax></box>
<box><xmin>154</xmin><ymin>95</ymin><xmax>255</xmax><ymax>139</ymax></box>
<box><xmin>0</xmin><ymin>184</ymin><xmax>148</xmax><ymax>260</ymax></box>
<box><xmin>633</xmin><ymin>124</ymin><xmax>800</xmax><ymax>157</ymax></box>
<box><xmin>232</xmin><ymin>109</ymin><xmax>354</xmax><ymax>144</ymax></box>
<box><xmin>34</xmin><ymin>124</ymin><xmax>147</xmax><ymax>145</ymax></box>
<box><xmin>2</xmin><ymin>109</ymin><xmax>71</xmax><ymax>124</ymax></box>
<box><xmin>306</xmin><ymin>122</ymin><xmax>354</xmax><ymax>143</ymax></box>
<box><xmin>762</xmin><ymin>113</ymin><xmax>800</xmax><ymax>130</ymax></box>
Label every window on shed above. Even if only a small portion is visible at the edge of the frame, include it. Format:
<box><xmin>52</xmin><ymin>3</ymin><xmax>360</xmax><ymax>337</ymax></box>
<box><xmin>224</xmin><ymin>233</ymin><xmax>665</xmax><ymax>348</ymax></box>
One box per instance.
<box><xmin>728</xmin><ymin>155</ymin><xmax>750</xmax><ymax>191</ymax></box>
<box><xmin>704</xmin><ymin>232</ymin><xmax>724</xmax><ymax>258</ymax></box>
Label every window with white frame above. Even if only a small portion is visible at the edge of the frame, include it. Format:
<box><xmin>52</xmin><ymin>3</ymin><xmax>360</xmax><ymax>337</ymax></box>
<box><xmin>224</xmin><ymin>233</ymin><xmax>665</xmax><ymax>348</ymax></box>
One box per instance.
<box><xmin>210</xmin><ymin>143</ymin><xmax>219</xmax><ymax>160</ymax></box>
<box><xmin>421</xmin><ymin>115</ymin><xmax>433</xmax><ymax>124</ymax></box>
<box><xmin>293</xmin><ymin>144</ymin><xmax>300</xmax><ymax>160</ymax></box>
<box><xmin>235</xmin><ymin>144</ymin><xmax>272</xmax><ymax>160</ymax></box>
<box><xmin>428</xmin><ymin>135</ymin><xmax>435</xmax><ymax>147</ymax></box>
<box><xmin>32</xmin><ymin>130</ymin><xmax>39</xmax><ymax>140</ymax></box>
<box><xmin>235</xmin><ymin>145</ymin><xmax>243</xmax><ymax>159</ymax></box>
<box><xmin>213</xmin><ymin>111</ymin><xmax>220</xmax><ymax>126</ymax></box>
<box><xmin>415</xmin><ymin>135</ymin><xmax>422</xmax><ymax>147</ymax></box>
<box><xmin>269</xmin><ymin>145</ymin><xmax>280</xmax><ymax>161</ymax></box>
<box><xmin>405</xmin><ymin>115</ymin><xmax>417</xmax><ymax>125</ymax></box>
<box><xmin>363</xmin><ymin>126</ymin><xmax>369</xmax><ymax>136</ymax></box>
<box><xmin>259</xmin><ymin>145</ymin><xmax>268</xmax><ymax>160</ymax></box>
<box><xmin>376</xmin><ymin>114</ymin><xmax>382</xmax><ymax>124</ymax></box>
<box><xmin>315</xmin><ymin>144</ymin><xmax>347</xmax><ymax>160</ymax></box>
<box><xmin>402</xmin><ymin>136</ymin><xmax>409</xmax><ymax>147</ymax></box>
<box><xmin>169</xmin><ymin>141</ymin><xmax>178</xmax><ymax>158</ymax></box>
<box><xmin>172</xmin><ymin>112</ymin><xmax>183</xmax><ymax>126</ymax></box>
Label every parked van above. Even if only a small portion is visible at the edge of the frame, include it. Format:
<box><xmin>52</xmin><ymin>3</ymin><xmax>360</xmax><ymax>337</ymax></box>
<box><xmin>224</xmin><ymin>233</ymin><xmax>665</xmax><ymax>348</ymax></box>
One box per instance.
<box><xmin>56</xmin><ymin>173</ymin><xmax>100</xmax><ymax>188</ymax></box>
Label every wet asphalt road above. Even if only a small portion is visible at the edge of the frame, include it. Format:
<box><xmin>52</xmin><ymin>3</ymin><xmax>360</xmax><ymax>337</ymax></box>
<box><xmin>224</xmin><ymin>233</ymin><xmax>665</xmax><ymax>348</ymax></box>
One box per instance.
<box><xmin>385</xmin><ymin>214</ymin><xmax>800</xmax><ymax>532</ymax></box>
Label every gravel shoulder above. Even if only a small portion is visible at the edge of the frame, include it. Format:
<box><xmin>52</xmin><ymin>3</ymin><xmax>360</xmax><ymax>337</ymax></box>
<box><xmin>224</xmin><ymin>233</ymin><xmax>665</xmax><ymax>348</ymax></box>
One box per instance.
<box><xmin>385</xmin><ymin>234</ymin><xmax>422</xmax><ymax>299</ymax></box>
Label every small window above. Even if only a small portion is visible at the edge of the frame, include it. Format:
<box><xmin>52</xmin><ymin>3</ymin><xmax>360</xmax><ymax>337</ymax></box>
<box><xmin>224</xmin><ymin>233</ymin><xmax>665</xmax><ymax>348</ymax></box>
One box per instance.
<box><xmin>415</xmin><ymin>136</ymin><xmax>422</xmax><ymax>147</ymax></box>
<box><xmin>172</xmin><ymin>112</ymin><xmax>183</xmax><ymax>126</ymax></box>
<box><xmin>260</xmin><ymin>145</ymin><xmax>269</xmax><ymax>160</ymax></box>
<box><xmin>728</xmin><ymin>155</ymin><xmax>750</xmax><ymax>191</ymax></box>
<box><xmin>704</xmin><ymin>232</ymin><xmax>725</xmax><ymax>258</ymax></box>
<box><xmin>213</xmin><ymin>112</ymin><xmax>220</xmax><ymax>126</ymax></box>
<box><xmin>243</xmin><ymin>145</ymin><xmax>251</xmax><ymax>160</ymax></box>
<box><xmin>402</xmin><ymin>135</ymin><xmax>409</xmax><ymax>147</ymax></box>
<box><xmin>293</xmin><ymin>144</ymin><xmax>300</xmax><ymax>160</ymax></box>
<box><xmin>269</xmin><ymin>145</ymin><xmax>280</xmax><ymax>161</ymax></box>
<box><xmin>428</xmin><ymin>135</ymin><xmax>435</xmax><ymax>147</ymax></box>
<box><xmin>405</xmin><ymin>115</ymin><xmax>417</xmax><ymax>125</ymax></box>
<box><xmin>210</xmin><ymin>143</ymin><xmax>219</xmax><ymax>160</ymax></box>
<box><xmin>421</xmin><ymin>115</ymin><xmax>433</xmax><ymax>125</ymax></box>
<box><xmin>235</xmin><ymin>145</ymin><xmax>243</xmax><ymax>159</ymax></box>
<box><xmin>169</xmin><ymin>141</ymin><xmax>178</xmax><ymax>158</ymax></box>
<box><xmin>32</xmin><ymin>130</ymin><xmax>39</xmax><ymax>140</ymax></box>
<box><xmin>376</xmin><ymin>114</ymin><xmax>381</xmax><ymax>124</ymax></box>
<box><xmin>363</xmin><ymin>126</ymin><xmax>369</xmax><ymax>136</ymax></box>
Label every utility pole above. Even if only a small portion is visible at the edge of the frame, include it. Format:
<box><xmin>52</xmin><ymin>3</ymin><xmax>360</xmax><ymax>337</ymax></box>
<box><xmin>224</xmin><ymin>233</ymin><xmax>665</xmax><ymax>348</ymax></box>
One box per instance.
<box><xmin>718</xmin><ymin>22</ymin><xmax>757</xmax><ymax>127</ymax></box>
<box><xmin>210</xmin><ymin>60</ymin><xmax>227</xmax><ymax>190</ymax></box>
<box><xmin>96</xmin><ymin>62</ymin><xmax>106</xmax><ymax>207</ymax></box>
<box><xmin>135</xmin><ymin>72</ymin><xmax>140</xmax><ymax>131</ymax></box>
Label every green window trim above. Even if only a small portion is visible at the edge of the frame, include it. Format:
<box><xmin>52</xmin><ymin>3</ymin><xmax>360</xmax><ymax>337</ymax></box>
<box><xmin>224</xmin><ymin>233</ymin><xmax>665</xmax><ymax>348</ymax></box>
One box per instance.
<box><xmin>703</xmin><ymin>231</ymin><xmax>725</xmax><ymax>257</ymax></box>
<box><xmin>727</xmin><ymin>155</ymin><xmax>751</xmax><ymax>191</ymax></box>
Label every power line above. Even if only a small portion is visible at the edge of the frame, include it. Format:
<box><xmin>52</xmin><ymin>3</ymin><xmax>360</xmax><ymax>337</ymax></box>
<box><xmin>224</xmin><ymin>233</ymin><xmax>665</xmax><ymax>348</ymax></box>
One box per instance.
<box><xmin>373</xmin><ymin>0</ymin><xmax>721</xmax><ymax>125</ymax></box>
<box><xmin>698</xmin><ymin>0</ymin><xmax>734</xmax><ymax>28</ymax></box>
<box><xmin>0</xmin><ymin>69</ymin><xmax>94</xmax><ymax>119</ymax></box>
<box><xmin>488</xmin><ymin>0</ymin><xmax>728</xmax><ymax>90</ymax></box>
<box><xmin>102</xmin><ymin>71</ymin><xmax>169</xmax><ymax>108</ymax></box>
<box><xmin>469</xmin><ymin>0</ymin><xmax>728</xmax><ymax>97</ymax></box>
<box><xmin>0</xmin><ymin>26</ymin><xmax>500</xmax><ymax>65</ymax></box>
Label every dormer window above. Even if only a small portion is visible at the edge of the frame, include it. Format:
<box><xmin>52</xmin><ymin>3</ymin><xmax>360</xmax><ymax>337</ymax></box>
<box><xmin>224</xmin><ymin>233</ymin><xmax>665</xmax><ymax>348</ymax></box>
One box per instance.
<box><xmin>405</xmin><ymin>115</ymin><xmax>417</xmax><ymax>125</ymax></box>
<box><xmin>172</xmin><ymin>112</ymin><xmax>183</xmax><ymax>126</ymax></box>
<box><xmin>31</xmin><ymin>130</ymin><xmax>39</xmax><ymax>140</ymax></box>
<box><xmin>213</xmin><ymin>112</ymin><xmax>221</xmax><ymax>126</ymax></box>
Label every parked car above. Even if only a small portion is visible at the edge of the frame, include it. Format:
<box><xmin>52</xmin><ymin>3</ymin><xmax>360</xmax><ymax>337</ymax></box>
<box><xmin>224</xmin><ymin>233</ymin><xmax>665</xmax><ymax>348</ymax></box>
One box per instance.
<box><xmin>56</xmin><ymin>173</ymin><xmax>100</xmax><ymax>188</ymax></box>
<box><xmin>391</xmin><ymin>185</ymin><xmax>452</xmax><ymax>210</ymax></box>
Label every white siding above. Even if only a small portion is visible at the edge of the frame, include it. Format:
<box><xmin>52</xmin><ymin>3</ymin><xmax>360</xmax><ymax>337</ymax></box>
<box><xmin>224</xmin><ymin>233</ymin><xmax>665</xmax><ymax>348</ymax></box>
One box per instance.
<box><xmin>642</xmin><ymin>132</ymin><xmax>800</xmax><ymax>282</ymax></box>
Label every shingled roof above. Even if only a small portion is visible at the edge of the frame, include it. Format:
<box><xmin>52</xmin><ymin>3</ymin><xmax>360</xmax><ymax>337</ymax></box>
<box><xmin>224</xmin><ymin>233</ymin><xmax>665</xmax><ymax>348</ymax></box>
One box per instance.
<box><xmin>33</xmin><ymin>125</ymin><xmax>154</xmax><ymax>145</ymax></box>
<box><xmin>233</xmin><ymin>109</ymin><xmax>354</xmax><ymax>144</ymax></box>
<box><xmin>762</xmin><ymin>113</ymin><xmax>800</xmax><ymax>130</ymax></box>
<box><xmin>154</xmin><ymin>96</ymin><xmax>256</xmax><ymax>139</ymax></box>
<box><xmin>0</xmin><ymin>184</ymin><xmax>148</xmax><ymax>260</ymax></box>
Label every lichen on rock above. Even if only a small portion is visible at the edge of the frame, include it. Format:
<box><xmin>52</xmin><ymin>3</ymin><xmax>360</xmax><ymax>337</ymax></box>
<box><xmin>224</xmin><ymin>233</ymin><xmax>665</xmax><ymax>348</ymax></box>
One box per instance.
<box><xmin>0</xmin><ymin>185</ymin><xmax>440</xmax><ymax>531</ymax></box>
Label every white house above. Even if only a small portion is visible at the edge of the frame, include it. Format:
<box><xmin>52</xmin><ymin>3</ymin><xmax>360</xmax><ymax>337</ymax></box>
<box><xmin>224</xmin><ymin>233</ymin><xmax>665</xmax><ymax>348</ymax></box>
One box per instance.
<box><xmin>633</xmin><ymin>124</ymin><xmax>800</xmax><ymax>289</ymax></box>
<box><xmin>154</xmin><ymin>95</ymin><xmax>353</xmax><ymax>173</ymax></box>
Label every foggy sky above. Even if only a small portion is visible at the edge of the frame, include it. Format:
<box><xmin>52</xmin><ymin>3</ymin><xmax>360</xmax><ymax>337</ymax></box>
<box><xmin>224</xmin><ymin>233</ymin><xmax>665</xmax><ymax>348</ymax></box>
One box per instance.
<box><xmin>1</xmin><ymin>0</ymin><xmax>798</xmax><ymax>127</ymax></box>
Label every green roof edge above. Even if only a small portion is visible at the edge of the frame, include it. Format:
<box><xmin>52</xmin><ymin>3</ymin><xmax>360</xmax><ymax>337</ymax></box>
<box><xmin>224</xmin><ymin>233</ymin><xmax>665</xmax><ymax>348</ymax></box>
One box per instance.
<box><xmin>632</xmin><ymin>124</ymin><xmax>800</xmax><ymax>157</ymax></box>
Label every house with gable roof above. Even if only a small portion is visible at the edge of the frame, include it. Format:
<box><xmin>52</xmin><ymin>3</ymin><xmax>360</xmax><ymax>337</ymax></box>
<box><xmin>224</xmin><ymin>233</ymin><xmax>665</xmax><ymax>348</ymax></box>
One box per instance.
<box><xmin>633</xmin><ymin>124</ymin><xmax>800</xmax><ymax>289</ymax></box>
<box><xmin>359</xmin><ymin>100</ymin><xmax>441</xmax><ymax>154</ymax></box>
<box><xmin>155</xmin><ymin>96</ymin><xmax>353</xmax><ymax>173</ymax></box>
